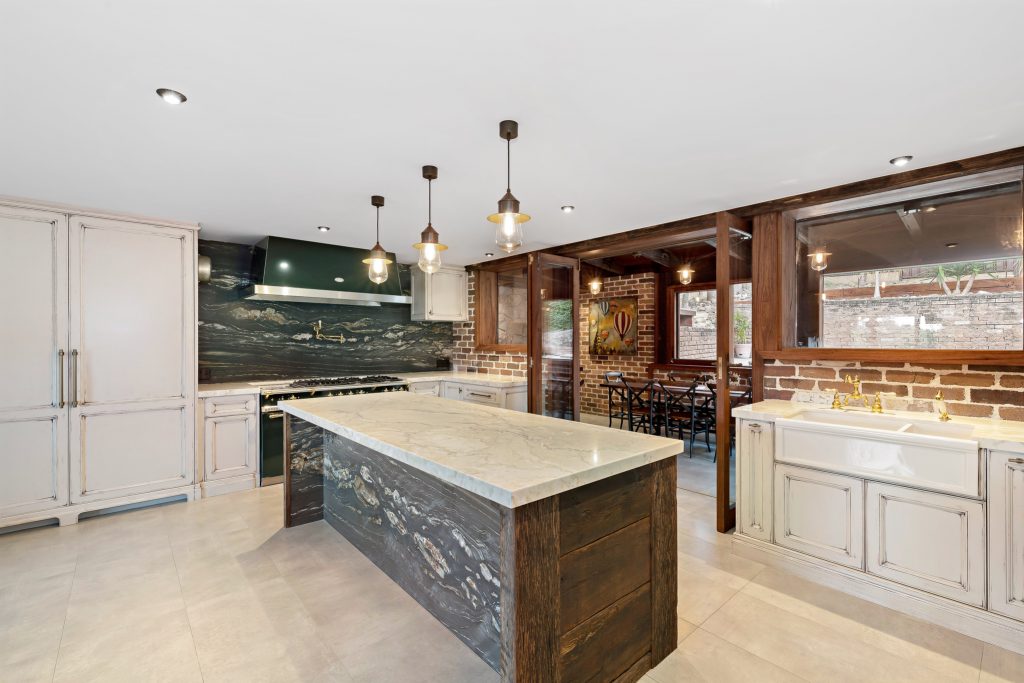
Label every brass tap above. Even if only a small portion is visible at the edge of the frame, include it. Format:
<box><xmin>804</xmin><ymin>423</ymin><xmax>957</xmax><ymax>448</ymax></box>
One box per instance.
<box><xmin>871</xmin><ymin>393</ymin><xmax>883</xmax><ymax>414</ymax></box>
<box><xmin>934</xmin><ymin>391</ymin><xmax>951</xmax><ymax>422</ymax></box>
<box><xmin>842</xmin><ymin>375</ymin><xmax>869</xmax><ymax>408</ymax></box>
<box><xmin>831</xmin><ymin>391</ymin><xmax>843</xmax><ymax>410</ymax></box>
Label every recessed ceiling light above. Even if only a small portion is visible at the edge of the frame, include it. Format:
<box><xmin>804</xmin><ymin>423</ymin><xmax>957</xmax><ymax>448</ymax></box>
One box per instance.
<box><xmin>317</xmin><ymin>226</ymin><xmax>331</xmax><ymax>232</ymax></box>
<box><xmin>946</xmin><ymin>242</ymin><xmax>959</xmax><ymax>249</ymax></box>
<box><xmin>279</xmin><ymin>261</ymin><xmax>290</xmax><ymax>270</ymax></box>
<box><xmin>484</xmin><ymin>252</ymin><xmax>494</xmax><ymax>258</ymax></box>
<box><xmin>889</xmin><ymin>155</ymin><xmax>913</xmax><ymax>168</ymax></box>
<box><xmin>561</xmin><ymin>205</ymin><xmax>575</xmax><ymax>213</ymax></box>
<box><xmin>924</xmin><ymin>206</ymin><xmax>937</xmax><ymax>213</ymax></box>
<box><xmin>156</xmin><ymin>88</ymin><xmax>187</xmax><ymax>105</ymax></box>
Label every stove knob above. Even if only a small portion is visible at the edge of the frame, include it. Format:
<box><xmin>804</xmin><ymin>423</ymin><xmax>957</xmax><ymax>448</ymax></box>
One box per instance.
<box><xmin>288</xmin><ymin>395</ymin><xmax>297</xmax><ymax>400</ymax></box>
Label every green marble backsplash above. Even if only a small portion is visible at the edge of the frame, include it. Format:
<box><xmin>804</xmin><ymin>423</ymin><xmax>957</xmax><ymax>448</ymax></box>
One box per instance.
<box><xmin>198</xmin><ymin>240</ymin><xmax>454</xmax><ymax>382</ymax></box>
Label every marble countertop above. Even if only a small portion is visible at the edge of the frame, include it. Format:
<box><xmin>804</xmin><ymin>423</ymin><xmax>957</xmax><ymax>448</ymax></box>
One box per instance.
<box><xmin>734</xmin><ymin>399</ymin><xmax>1024</xmax><ymax>454</ymax></box>
<box><xmin>279</xmin><ymin>392</ymin><xmax>682</xmax><ymax>507</ymax></box>
<box><xmin>197</xmin><ymin>382</ymin><xmax>264</xmax><ymax>398</ymax></box>
<box><xmin>395</xmin><ymin>371</ymin><xmax>527</xmax><ymax>387</ymax></box>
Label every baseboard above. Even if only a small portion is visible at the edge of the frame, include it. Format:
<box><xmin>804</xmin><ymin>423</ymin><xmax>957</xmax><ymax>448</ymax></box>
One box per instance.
<box><xmin>200</xmin><ymin>475</ymin><xmax>257</xmax><ymax>497</ymax></box>
<box><xmin>732</xmin><ymin>534</ymin><xmax>1024</xmax><ymax>656</ymax></box>
<box><xmin>0</xmin><ymin>484</ymin><xmax>199</xmax><ymax>531</ymax></box>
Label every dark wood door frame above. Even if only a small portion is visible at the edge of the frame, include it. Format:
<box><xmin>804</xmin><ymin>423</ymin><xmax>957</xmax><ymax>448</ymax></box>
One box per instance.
<box><xmin>528</xmin><ymin>252</ymin><xmax>581</xmax><ymax>419</ymax></box>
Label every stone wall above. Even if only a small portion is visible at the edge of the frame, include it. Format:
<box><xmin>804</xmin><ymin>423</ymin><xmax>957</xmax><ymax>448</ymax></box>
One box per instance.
<box><xmin>451</xmin><ymin>270</ymin><xmax>528</xmax><ymax>377</ymax></box>
<box><xmin>821</xmin><ymin>292</ymin><xmax>1023</xmax><ymax>349</ymax></box>
<box><xmin>764</xmin><ymin>360</ymin><xmax>1024</xmax><ymax>421</ymax></box>
<box><xmin>580</xmin><ymin>273</ymin><xmax>658</xmax><ymax>416</ymax></box>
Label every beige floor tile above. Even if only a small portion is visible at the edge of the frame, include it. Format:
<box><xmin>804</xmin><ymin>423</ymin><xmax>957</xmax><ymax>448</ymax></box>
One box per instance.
<box><xmin>703</xmin><ymin>592</ymin><xmax>968</xmax><ymax>683</ymax></box>
<box><xmin>676</xmin><ymin>566</ymin><xmax>743</xmax><ymax>625</ymax></box>
<box><xmin>677</xmin><ymin>618</ymin><xmax>697</xmax><ymax>643</ymax></box>
<box><xmin>980</xmin><ymin>644</ymin><xmax>1024</xmax><ymax>682</ymax></box>
<box><xmin>742</xmin><ymin>567</ymin><xmax>984</xmax><ymax>682</ymax></box>
<box><xmin>648</xmin><ymin>628</ymin><xmax>804</xmax><ymax>683</ymax></box>
<box><xmin>0</xmin><ymin>573</ymin><xmax>71</xmax><ymax>683</ymax></box>
<box><xmin>53</xmin><ymin>607</ymin><xmax>202</xmax><ymax>683</ymax></box>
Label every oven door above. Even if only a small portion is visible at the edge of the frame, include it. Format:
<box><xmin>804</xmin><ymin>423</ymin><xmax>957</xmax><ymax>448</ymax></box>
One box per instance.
<box><xmin>260</xmin><ymin>408</ymin><xmax>285</xmax><ymax>486</ymax></box>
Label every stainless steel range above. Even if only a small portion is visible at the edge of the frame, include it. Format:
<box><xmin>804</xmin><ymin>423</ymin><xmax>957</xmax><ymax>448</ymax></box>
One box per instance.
<box><xmin>259</xmin><ymin>375</ymin><xmax>408</xmax><ymax>485</ymax></box>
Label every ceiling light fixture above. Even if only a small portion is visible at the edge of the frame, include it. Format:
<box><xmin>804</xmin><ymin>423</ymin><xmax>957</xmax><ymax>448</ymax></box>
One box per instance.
<box><xmin>484</xmin><ymin>252</ymin><xmax>495</xmax><ymax>258</ymax></box>
<box><xmin>889</xmin><ymin>155</ymin><xmax>913</xmax><ymax>168</ymax></box>
<box><xmin>588</xmin><ymin>278</ymin><xmax>602</xmax><ymax>295</ymax></box>
<box><xmin>413</xmin><ymin>165</ymin><xmax>447</xmax><ymax>274</ymax></box>
<box><xmin>317</xmin><ymin>225</ymin><xmax>331</xmax><ymax>232</ymax></box>
<box><xmin>362</xmin><ymin>195</ymin><xmax>392</xmax><ymax>285</ymax></box>
<box><xmin>677</xmin><ymin>264</ymin><xmax>694</xmax><ymax>285</ymax></box>
<box><xmin>156</xmin><ymin>88</ymin><xmax>187</xmax><ymax>105</ymax></box>
<box><xmin>561</xmin><ymin>205</ymin><xmax>575</xmax><ymax>214</ymax></box>
<box><xmin>487</xmin><ymin>120</ymin><xmax>530</xmax><ymax>253</ymax></box>
<box><xmin>809</xmin><ymin>248</ymin><xmax>832</xmax><ymax>272</ymax></box>
<box><xmin>946</xmin><ymin>242</ymin><xmax>959</xmax><ymax>249</ymax></box>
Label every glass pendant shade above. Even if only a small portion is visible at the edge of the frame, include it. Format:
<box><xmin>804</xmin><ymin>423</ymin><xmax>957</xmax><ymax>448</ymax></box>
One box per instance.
<box><xmin>589</xmin><ymin>278</ymin><xmax>603</xmax><ymax>295</ymax></box>
<box><xmin>417</xmin><ymin>242</ymin><xmax>443</xmax><ymax>274</ymax></box>
<box><xmin>809</xmin><ymin>249</ymin><xmax>831</xmax><ymax>272</ymax></box>
<box><xmin>414</xmin><ymin>166</ymin><xmax>447</xmax><ymax>273</ymax></box>
<box><xmin>363</xmin><ymin>243</ymin><xmax>392</xmax><ymax>284</ymax></box>
<box><xmin>487</xmin><ymin>121</ymin><xmax>529</xmax><ymax>253</ymax></box>
<box><xmin>677</xmin><ymin>265</ymin><xmax>694</xmax><ymax>285</ymax></box>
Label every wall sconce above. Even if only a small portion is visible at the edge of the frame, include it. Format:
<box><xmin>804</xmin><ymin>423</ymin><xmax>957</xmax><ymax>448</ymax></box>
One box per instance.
<box><xmin>588</xmin><ymin>278</ymin><xmax>603</xmax><ymax>295</ymax></box>
<box><xmin>809</xmin><ymin>248</ymin><xmax>831</xmax><ymax>272</ymax></box>
<box><xmin>677</xmin><ymin>264</ymin><xmax>694</xmax><ymax>285</ymax></box>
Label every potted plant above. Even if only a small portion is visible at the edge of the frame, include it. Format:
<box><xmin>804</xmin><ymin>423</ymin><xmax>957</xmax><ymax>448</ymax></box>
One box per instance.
<box><xmin>734</xmin><ymin>310</ymin><xmax>752</xmax><ymax>359</ymax></box>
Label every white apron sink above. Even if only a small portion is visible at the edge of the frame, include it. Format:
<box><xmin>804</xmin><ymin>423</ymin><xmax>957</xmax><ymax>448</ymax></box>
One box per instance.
<box><xmin>774</xmin><ymin>410</ymin><xmax>981</xmax><ymax>498</ymax></box>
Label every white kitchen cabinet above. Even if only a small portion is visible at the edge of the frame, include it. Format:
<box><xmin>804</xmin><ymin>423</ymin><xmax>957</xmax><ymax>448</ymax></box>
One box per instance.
<box><xmin>866</xmin><ymin>481</ymin><xmax>986</xmax><ymax>607</ymax></box>
<box><xmin>0</xmin><ymin>207</ymin><xmax>70</xmax><ymax>519</ymax></box>
<box><xmin>0</xmin><ymin>200</ymin><xmax>197</xmax><ymax>529</ymax></box>
<box><xmin>68</xmin><ymin>215</ymin><xmax>195</xmax><ymax>503</ymax></box>
<box><xmin>736</xmin><ymin>419</ymin><xmax>773</xmax><ymax>542</ymax></box>
<box><xmin>774</xmin><ymin>463</ymin><xmax>864</xmax><ymax>569</ymax></box>
<box><xmin>410</xmin><ymin>266</ymin><xmax>468</xmax><ymax>321</ymax></box>
<box><xmin>407</xmin><ymin>380</ymin><xmax>441</xmax><ymax>397</ymax></box>
<box><xmin>197</xmin><ymin>395</ymin><xmax>258</xmax><ymax>496</ymax></box>
<box><xmin>441</xmin><ymin>380</ymin><xmax>526</xmax><ymax>411</ymax></box>
<box><xmin>989</xmin><ymin>450</ymin><xmax>1024</xmax><ymax>620</ymax></box>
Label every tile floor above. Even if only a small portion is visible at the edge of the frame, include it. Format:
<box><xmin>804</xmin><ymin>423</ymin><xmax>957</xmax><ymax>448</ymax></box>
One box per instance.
<box><xmin>1</xmin><ymin>471</ymin><xmax>1022</xmax><ymax>682</ymax></box>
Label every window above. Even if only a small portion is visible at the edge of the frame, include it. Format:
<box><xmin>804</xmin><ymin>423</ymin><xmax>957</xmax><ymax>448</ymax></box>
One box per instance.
<box><xmin>792</xmin><ymin>168</ymin><xmax>1024</xmax><ymax>350</ymax></box>
<box><xmin>474</xmin><ymin>263</ymin><xmax>528</xmax><ymax>351</ymax></box>
<box><xmin>674</xmin><ymin>283</ymin><xmax>752</xmax><ymax>365</ymax></box>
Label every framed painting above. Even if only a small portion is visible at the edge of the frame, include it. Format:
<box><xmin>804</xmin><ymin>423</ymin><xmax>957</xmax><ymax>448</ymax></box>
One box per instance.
<box><xmin>588</xmin><ymin>296</ymin><xmax>638</xmax><ymax>354</ymax></box>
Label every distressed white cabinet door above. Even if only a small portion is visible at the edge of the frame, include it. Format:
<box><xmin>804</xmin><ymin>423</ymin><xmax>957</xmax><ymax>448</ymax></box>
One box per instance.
<box><xmin>68</xmin><ymin>216</ymin><xmax>195</xmax><ymax>502</ymax></box>
<box><xmin>0</xmin><ymin>206</ymin><xmax>69</xmax><ymax>518</ymax></box>
<box><xmin>774</xmin><ymin>464</ymin><xmax>864</xmax><ymax>569</ymax></box>
<box><xmin>866</xmin><ymin>481</ymin><xmax>986</xmax><ymax>607</ymax></box>
<box><xmin>989</xmin><ymin>451</ymin><xmax>1024</xmax><ymax>620</ymax></box>
<box><xmin>442</xmin><ymin>382</ymin><xmax>463</xmax><ymax>401</ymax></box>
<box><xmin>204</xmin><ymin>414</ymin><xmax>257</xmax><ymax>481</ymax></box>
<box><xmin>737</xmin><ymin>420</ymin><xmax>774</xmax><ymax>542</ymax></box>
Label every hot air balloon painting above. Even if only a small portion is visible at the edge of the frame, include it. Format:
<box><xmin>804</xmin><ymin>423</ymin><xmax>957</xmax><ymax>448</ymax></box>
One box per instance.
<box><xmin>588</xmin><ymin>296</ymin><xmax>638</xmax><ymax>355</ymax></box>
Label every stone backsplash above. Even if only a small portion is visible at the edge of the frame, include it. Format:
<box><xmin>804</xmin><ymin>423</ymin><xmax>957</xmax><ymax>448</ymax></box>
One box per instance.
<box><xmin>764</xmin><ymin>360</ymin><xmax>1024</xmax><ymax>421</ymax></box>
<box><xmin>198</xmin><ymin>240</ymin><xmax>454</xmax><ymax>382</ymax></box>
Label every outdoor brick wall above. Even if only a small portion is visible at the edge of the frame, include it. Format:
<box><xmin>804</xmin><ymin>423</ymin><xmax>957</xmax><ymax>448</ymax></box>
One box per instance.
<box><xmin>452</xmin><ymin>271</ymin><xmax>528</xmax><ymax>377</ymax></box>
<box><xmin>580</xmin><ymin>273</ymin><xmax>658</xmax><ymax>416</ymax></box>
<box><xmin>764</xmin><ymin>360</ymin><xmax>1024</xmax><ymax>421</ymax></box>
<box><xmin>821</xmin><ymin>293</ymin><xmax>1023</xmax><ymax>349</ymax></box>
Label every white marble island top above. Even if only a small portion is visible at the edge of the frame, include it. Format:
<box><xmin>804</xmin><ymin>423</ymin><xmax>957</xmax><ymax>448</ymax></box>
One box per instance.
<box><xmin>279</xmin><ymin>392</ymin><xmax>683</xmax><ymax>507</ymax></box>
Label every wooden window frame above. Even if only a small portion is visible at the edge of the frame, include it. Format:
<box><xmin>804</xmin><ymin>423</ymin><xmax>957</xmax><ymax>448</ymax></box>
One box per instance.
<box><xmin>662</xmin><ymin>279</ymin><xmax>752</xmax><ymax>367</ymax></box>
<box><xmin>474</xmin><ymin>260</ymin><xmax>529</xmax><ymax>353</ymax></box>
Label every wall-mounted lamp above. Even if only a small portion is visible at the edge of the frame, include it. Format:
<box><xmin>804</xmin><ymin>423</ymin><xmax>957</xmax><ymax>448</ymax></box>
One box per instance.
<box><xmin>809</xmin><ymin>249</ymin><xmax>831</xmax><ymax>272</ymax></box>
<box><xmin>588</xmin><ymin>278</ymin><xmax>603</xmax><ymax>295</ymax></box>
<box><xmin>677</xmin><ymin>264</ymin><xmax>694</xmax><ymax>285</ymax></box>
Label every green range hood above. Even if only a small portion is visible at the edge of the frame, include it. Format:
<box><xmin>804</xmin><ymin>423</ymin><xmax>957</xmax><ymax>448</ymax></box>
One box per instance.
<box><xmin>245</xmin><ymin>236</ymin><xmax>412</xmax><ymax>307</ymax></box>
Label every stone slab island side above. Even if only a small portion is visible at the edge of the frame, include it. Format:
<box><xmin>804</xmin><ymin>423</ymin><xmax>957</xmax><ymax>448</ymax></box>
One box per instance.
<box><xmin>279</xmin><ymin>392</ymin><xmax>683</xmax><ymax>682</ymax></box>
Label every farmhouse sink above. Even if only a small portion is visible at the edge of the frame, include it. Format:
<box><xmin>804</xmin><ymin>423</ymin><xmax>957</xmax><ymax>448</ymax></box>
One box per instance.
<box><xmin>774</xmin><ymin>409</ymin><xmax>981</xmax><ymax>497</ymax></box>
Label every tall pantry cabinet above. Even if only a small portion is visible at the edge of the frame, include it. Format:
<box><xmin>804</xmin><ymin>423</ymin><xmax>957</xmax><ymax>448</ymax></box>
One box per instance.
<box><xmin>0</xmin><ymin>199</ymin><xmax>197</xmax><ymax>528</ymax></box>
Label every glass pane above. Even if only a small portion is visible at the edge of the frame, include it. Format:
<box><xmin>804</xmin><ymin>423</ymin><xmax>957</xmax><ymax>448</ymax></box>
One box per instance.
<box><xmin>726</xmin><ymin>227</ymin><xmax>753</xmax><ymax>510</ymax></box>
<box><xmin>674</xmin><ymin>283</ymin><xmax>751</xmax><ymax>365</ymax></box>
<box><xmin>539</xmin><ymin>262</ymin><xmax>575</xmax><ymax>419</ymax></box>
<box><xmin>794</xmin><ymin>170</ymin><xmax>1024</xmax><ymax>349</ymax></box>
<box><xmin>496</xmin><ymin>270</ymin><xmax>527</xmax><ymax>345</ymax></box>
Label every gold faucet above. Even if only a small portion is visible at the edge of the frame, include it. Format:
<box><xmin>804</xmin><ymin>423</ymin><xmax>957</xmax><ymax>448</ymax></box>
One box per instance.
<box><xmin>934</xmin><ymin>391</ymin><xmax>951</xmax><ymax>422</ymax></box>
<box><xmin>842</xmin><ymin>375</ymin><xmax>869</xmax><ymax>408</ymax></box>
<box><xmin>871</xmin><ymin>393</ymin><xmax>883</xmax><ymax>414</ymax></box>
<box><xmin>831</xmin><ymin>391</ymin><xmax>843</xmax><ymax>410</ymax></box>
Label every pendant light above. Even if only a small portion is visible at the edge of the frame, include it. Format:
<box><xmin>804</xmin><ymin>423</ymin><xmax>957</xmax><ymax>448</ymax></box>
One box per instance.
<box><xmin>487</xmin><ymin>119</ymin><xmax>530</xmax><ymax>253</ymax></box>
<box><xmin>677</xmin><ymin>264</ymin><xmax>694</xmax><ymax>285</ymax></box>
<box><xmin>413</xmin><ymin>165</ymin><xmax>447</xmax><ymax>273</ymax></box>
<box><xmin>588</xmin><ymin>278</ymin><xmax>603</xmax><ymax>295</ymax></box>
<box><xmin>362</xmin><ymin>195</ymin><xmax>392</xmax><ymax>284</ymax></box>
<box><xmin>809</xmin><ymin>248</ymin><xmax>831</xmax><ymax>272</ymax></box>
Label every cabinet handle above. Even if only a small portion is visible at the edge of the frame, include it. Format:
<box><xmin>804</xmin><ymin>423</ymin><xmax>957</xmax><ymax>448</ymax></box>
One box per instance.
<box><xmin>267</xmin><ymin>412</ymin><xmax>284</xmax><ymax>420</ymax></box>
<box><xmin>748</xmin><ymin>423</ymin><xmax>762</xmax><ymax>434</ymax></box>
<box><xmin>1009</xmin><ymin>458</ymin><xmax>1024</xmax><ymax>464</ymax></box>
<box><xmin>70</xmin><ymin>350</ymin><xmax>79</xmax><ymax>408</ymax></box>
<box><xmin>429</xmin><ymin>308</ymin><xmax>433</xmax><ymax>316</ymax></box>
<box><xmin>468</xmin><ymin>392</ymin><xmax>492</xmax><ymax>399</ymax></box>
<box><xmin>57</xmin><ymin>349</ymin><xmax>66</xmax><ymax>408</ymax></box>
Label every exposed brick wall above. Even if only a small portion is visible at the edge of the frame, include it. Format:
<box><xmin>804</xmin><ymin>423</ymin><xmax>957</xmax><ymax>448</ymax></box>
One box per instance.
<box><xmin>764</xmin><ymin>360</ymin><xmax>1024</xmax><ymax>421</ymax></box>
<box><xmin>580</xmin><ymin>273</ymin><xmax>658</xmax><ymax>415</ymax></box>
<box><xmin>451</xmin><ymin>271</ymin><xmax>527</xmax><ymax>377</ymax></box>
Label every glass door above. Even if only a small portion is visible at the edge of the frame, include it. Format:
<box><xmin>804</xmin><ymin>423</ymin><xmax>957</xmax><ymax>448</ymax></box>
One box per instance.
<box><xmin>715</xmin><ymin>212</ymin><xmax>753</xmax><ymax>532</ymax></box>
<box><xmin>528</xmin><ymin>253</ymin><xmax>580</xmax><ymax>419</ymax></box>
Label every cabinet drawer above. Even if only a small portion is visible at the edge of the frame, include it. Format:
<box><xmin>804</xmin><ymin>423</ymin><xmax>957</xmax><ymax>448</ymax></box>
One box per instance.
<box><xmin>774</xmin><ymin>464</ymin><xmax>864</xmax><ymax>569</ymax></box>
<box><xmin>204</xmin><ymin>395</ymin><xmax>256</xmax><ymax>417</ymax></box>
<box><xmin>866</xmin><ymin>482</ymin><xmax>986</xmax><ymax>607</ymax></box>
<box><xmin>459</xmin><ymin>386</ymin><xmax>501</xmax><ymax>406</ymax></box>
<box><xmin>408</xmin><ymin>381</ymin><xmax>440</xmax><ymax>397</ymax></box>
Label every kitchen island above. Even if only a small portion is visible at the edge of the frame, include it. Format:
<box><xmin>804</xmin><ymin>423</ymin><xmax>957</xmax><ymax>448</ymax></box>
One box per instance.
<box><xmin>279</xmin><ymin>392</ymin><xmax>682</xmax><ymax>682</ymax></box>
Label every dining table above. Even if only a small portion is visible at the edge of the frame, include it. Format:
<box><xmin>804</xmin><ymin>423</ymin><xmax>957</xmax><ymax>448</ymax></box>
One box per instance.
<box><xmin>598</xmin><ymin>378</ymin><xmax>753</xmax><ymax>435</ymax></box>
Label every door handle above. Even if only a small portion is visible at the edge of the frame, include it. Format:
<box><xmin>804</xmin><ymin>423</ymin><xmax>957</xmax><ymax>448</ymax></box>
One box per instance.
<box><xmin>267</xmin><ymin>412</ymin><xmax>284</xmax><ymax>420</ymax></box>
<box><xmin>70</xmin><ymin>350</ymin><xmax>79</xmax><ymax>408</ymax></box>
<box><xmin>749</xmin><ymin>423</ymin><xmax>762</xmax><ymax>434</ymax></box>
<box><xmin>56</xmin><ymin>349</ymin><xmax>66</xmax><ymax>408</ymax></box>
<box><xmin>1009</xmin><ymin>458</ymin><xmax>1024</xmax><ymax>465</ymax></box>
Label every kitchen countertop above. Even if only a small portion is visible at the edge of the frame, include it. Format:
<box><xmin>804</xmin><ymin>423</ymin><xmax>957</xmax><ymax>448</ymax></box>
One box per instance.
<box><xmin>734</xmin><ymin>399</ymin><xmax>1024</xmax><ymax>454</ymax></box>
<box><xmin>197</xmin><ymin>371</ymin><xmax>527</xmax><ymax>399</ymax></box>
<box><xmin>196</xmin><ymin>381</ymin><xmax>264</xmax><ymax>398</ymax></box>
<box><xmin>279</xmin><ymin>392</ymin><xmax>682</xmax><ymax>507</ymax></box>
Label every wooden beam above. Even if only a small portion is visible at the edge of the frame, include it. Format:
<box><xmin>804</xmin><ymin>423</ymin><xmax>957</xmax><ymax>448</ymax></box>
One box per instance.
<box><xmin>897</xmin><ymin>209</ymin><xmax>923</xmax><ymax>238</ymax></box>
<box><xmin>635</xmin><ymin>249</ymin><xmax>679</xmax><ymax>268</ymax></box>
<box><xmin>751</xmin><ymin>212</ymin><xmax>781</xmax><ymax>403</ymax></box>
<box><xmin>583</xmin><ymin>258</ymin><xmax>625</xmax><ymax>275</ymax></box>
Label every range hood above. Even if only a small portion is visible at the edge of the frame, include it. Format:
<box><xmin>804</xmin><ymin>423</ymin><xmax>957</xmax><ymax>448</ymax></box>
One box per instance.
<box><xmin>245</xmin><ymin>236</ymin><xmax>412</xmax><ymax>307</ymax></box>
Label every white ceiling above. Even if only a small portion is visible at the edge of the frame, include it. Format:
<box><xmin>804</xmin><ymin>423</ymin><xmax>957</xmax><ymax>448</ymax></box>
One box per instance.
<box><xmin>3</xmin><ymin>1</ymin><xmax>1024</xmax><ymax>266</ymax></box>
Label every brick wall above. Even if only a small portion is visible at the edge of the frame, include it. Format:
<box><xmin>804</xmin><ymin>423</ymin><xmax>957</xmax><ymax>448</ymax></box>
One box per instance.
<box><xmin>580</xmin><ymin>273</ymin><xmax>658</xmax><ymax>415</ymax></box>
<box><xmin>451</xmin><ymin>270</ymin><xmax>528</xmax><ymax>377</ymax></box>
<box><xmin>764</xmin><ymin>360</ymin><xmax>1024</xmax><ymax>421</ymax></box>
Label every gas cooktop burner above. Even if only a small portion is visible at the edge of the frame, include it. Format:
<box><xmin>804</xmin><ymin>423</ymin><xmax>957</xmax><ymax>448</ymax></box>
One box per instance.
<box><xmin>289</xmin><ymin>375</ymin><xmax>403</xmax><ymax>388</ymax></box>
